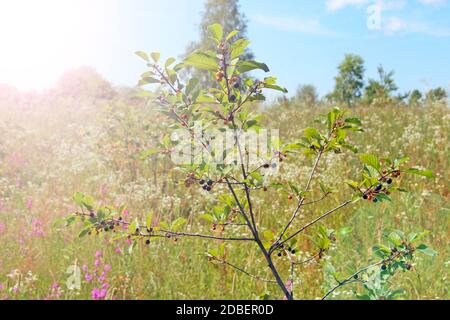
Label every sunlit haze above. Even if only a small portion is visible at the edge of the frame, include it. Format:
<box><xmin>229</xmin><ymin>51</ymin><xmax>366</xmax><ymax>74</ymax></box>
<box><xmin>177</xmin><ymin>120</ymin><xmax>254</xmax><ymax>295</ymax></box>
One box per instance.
<box><xmin>0</xmin><ymin>0</ymin><xmax>449</xmax><ymax>95</ymax></box>
<box><xmin>0</xmin><ymin>0</ymin><xmax>119</xmax><ymax>90</ymax></box>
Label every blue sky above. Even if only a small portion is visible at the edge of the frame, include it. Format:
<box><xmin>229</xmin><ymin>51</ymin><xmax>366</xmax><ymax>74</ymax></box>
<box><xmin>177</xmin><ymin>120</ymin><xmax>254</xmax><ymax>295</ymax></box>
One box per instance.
<box><xmin>0</xmin><ymin>0</ymin><xmax>449</xmax><ymax>97</ymax></box>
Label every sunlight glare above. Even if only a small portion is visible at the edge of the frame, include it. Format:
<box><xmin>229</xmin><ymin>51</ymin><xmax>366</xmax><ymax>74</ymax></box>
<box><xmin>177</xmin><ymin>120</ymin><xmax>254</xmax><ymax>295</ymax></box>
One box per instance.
<box><xmin>0</xmin><ymin>0</ymin><xmax>117</xmax><ymax>91</ymax></box>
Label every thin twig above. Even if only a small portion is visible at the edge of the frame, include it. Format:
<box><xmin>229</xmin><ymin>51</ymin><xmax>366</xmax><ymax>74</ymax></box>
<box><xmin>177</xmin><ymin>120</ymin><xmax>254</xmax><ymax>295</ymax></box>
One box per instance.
<box><xmin>214</xmin><ymin>258</ymin><xmax>277</xmax><ymax>284</ymax></box>
<box><xmin>322</xmin><ymin>251</ymin><xmax>404</xmax><ymax>300</ymax></box>
<box><xmin>278</xmin><ymin>200</ymin><xmax>353</xmax><ymax>248</ymax></box>
<box><xmin>272</xmin><ymin>149</ymin><xmax>324</xmax><ymax>253</ymax></box>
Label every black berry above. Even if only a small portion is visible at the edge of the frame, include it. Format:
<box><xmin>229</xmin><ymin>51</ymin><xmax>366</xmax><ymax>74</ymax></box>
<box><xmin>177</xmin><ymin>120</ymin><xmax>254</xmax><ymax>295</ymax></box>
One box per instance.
<box><xmin>199</xmin><ymin>179</ymin><xmax>206</xmax><ymax>185</ymax></box>
<box><xmin>381</xmin><ymin>265</ymin><xmax>387</xmax><ymax>271</ymax></box>
<box><xmin>229</xmin><ymin>95</ymin><xmax>237</xmax><ymax>102</ymax></box>
<box><xmin>207</xmin><ymin>180</ymin><xmax>213</xmax><ymax>186</ymax></box>
<box><xmin>363</xmin><ymin>194</ymin><xmax>368</xmax><ymax>200</ymax></box>
<box><xmin>145</xmin><ymin>239</ymin><xmax>151</xmax><ymax>245</ymax></box>
<box><xmin>233</xmin><ymin>82</ymin><xmax>240</xmax><ymax>89</ymax></box>
<box><xmin>375</xmin><ymin>184</ymin><xmax>383</xmax><ymax>191</ymax></box>
<box><xmin>387</xmin><ymin>178</ymin><xmax>393</xmax><ymax>184</ymax></box>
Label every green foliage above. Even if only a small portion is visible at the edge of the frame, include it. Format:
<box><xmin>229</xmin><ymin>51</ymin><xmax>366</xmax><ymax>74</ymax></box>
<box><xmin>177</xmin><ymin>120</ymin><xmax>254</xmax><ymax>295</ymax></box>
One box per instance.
<box><xmin>66</xmin><ymin>23</ymin><xmax>436</xmax><ymax>301</ymax></box>
<box><xmin>292</xmin><ymin>84</ymin><xmax>319</xmax><ymax>106</ymax></box>
<box><xmin>330</xmin><ymin>54</ymin><xmax>365</xmax><ymax>107</ymax></box>
<box><xmin>364</xmin><ymin>65</ymin><xmax>398</xmax><ymax>105</ymax></box>
<box><xmin>184</xmin><ymin>0</ymin><xmax>253</xmax><ymax>86</ymax></box>
<box><xmin>408</xmin><ymin>89</ymin><xmax>423</xmax><ymax>106</ymax></box>
<box><xmin>425</xmin><ymin>87</ymin><xmax>448</xmax><ymax>103</ymax></box>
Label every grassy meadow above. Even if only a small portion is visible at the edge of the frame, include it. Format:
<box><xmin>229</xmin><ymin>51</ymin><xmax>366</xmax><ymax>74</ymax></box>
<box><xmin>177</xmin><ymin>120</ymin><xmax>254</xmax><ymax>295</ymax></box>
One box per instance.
<box><xmin>0</xmin><ymin>79</ymin><xmax>448</xmax><ymax>300</ymax></box>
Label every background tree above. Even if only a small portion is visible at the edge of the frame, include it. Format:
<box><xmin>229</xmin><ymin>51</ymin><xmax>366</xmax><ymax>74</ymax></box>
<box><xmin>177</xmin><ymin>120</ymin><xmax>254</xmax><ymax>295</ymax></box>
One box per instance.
<box><xmin>425</xmin><ymin>87</ymin><xmax>448</xmax><ymax>103</ymax></box>
<box><xmin>292</xmin><ymin>84</ymin><xmax>319</xmax><ymax>106</ymax></box>
<box><xmin>408</xmin><ymin>89</ymin><xmax>423</xmax><ymax>106</ymax></box>
<box><xmin>364</xmin><ymin>65</ymin><xmax>398</xmax><ymax>105</ymax></box>
<box><xmin>184</xmin><ymin>0</ymin><xmax>253</xmax><ymax>86</ymax></box>
<box><xmin>330</xmin><ymin>54</ymin><xmax>365</xmax><ymax>107</ymax></box>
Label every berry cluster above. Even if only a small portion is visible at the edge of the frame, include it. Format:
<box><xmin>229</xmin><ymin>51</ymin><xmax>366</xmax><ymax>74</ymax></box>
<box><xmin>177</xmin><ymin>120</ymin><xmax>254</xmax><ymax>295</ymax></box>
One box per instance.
<box><xmin>381</xmin><ymin>242</ymin><xmax>414</xmax><ymax>271</ymax></box>
<box><xmin>276</xmin><ymin>244</ymin><xmax>296</xmax><ymax>257</ymax></box>
<box><xmin>362</xmin><ymin>169</ymin><xmax>398</xmax><ymax>202</ymax></box>
<box><xmin>199</xmin><ymin>179</ymin><xmax>214</xmax><ymax>192</ymax></box>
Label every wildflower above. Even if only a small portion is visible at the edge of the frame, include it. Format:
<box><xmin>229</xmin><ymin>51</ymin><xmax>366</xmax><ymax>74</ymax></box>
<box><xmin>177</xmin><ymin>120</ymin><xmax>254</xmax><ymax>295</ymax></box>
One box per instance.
<box><xmin>26</xmin><ymin>198</ymin><xmax>33</xmax><ymax>210</ymax></box>
<box><xmin>91</xmin><ymin>287</ymin><xmax>107</xmax><ymax>300</ymax></box>
<box><xmin>104</xmin><ymin>264</ymin><xmax>112</xmax><ymax>272</ymax></box>
<box><xmin>95</xmin><ymin>250</ymin><xmax>102</xmax><ymax>258</ymax></box>
<box><xmin>85</xmin><ymin>273</ymin><xmax>93</xmax><ymax>282</ymax></box>
<box><xmin>94</xmin><ymin>259</ymin><xmax>101</xmax><ymax>267</ymax></box>
<box><xmin>114</xmin><ymin>247</ymin><xmax>122</xmax><ymax>254</ymax></box>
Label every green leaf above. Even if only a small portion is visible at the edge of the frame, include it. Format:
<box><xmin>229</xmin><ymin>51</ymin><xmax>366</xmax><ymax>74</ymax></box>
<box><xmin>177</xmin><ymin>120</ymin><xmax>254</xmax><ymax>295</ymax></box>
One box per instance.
<box><xmin>135</xmin><ymin>51</ymin><xmax>149</xmax><ymax>62</ymax></box>
<box><xmin>184</xmin><ymin>52</ymin><xmax>218</xmax><ymax>71</ymax></box>
<box><xmin>372</xmin><ymin>245</ymin><xmax>391</xmax><ymax>259</ymax></box>
<box><xmin>230</xmin><ymin>39</ymin><xmax>250</xmax><ymax>59</ymax></box>
<box><xmin>226</xmin><ymin>30</ymin><xmax>240</xmax><ymax>41</ymax></box>
<box><xmin>264</xmin><ymin>84</ymin><xmax>288</xmax><ymax>93</ymax></box>
<box><xmin>139</xmin><ymin>77</ymin><xmax>160</xmax><ymax>86</ymax></box>
<box><xmin>338</xmin><ymin>226</ymin><xmax>353</xmax><ymax>237</ymax></box>
<box><xmin>237</xmin><ymin>60</ymin><xmax>270</xmax><ymax>73</ymax></box>
<box><xmin>171</xmin><ymin>218</ymin><xmax>187</xmax><ymax>232</ymax></box>
<box><xmin>404</xmin><ymin>168</ymin><xmax>434</xmax><ymax>178</ymax></box>
<box><xmin>200</xmin><ymin>214</ymin><xmax>214</xmax><ymax>223</ymax></box>
<box><xmin>408</xmin><ymin>231</ymin><xmax>429</xmax><ymax>243</ymax></box>
<box><xmin>387</xmin><ymin>232</ymin><xmax>402</xmax><ymax>246</ymax></box>
<box><xmin>78</xmin><ymin>228</ymin><xmax>90</xmax><ymax>238</ymax></box>
<box><xmin>263</xmin><ymin>230</ymin><xmax>275</xmax><ymax>241</ymax></box>
<box><xmin>304</xmin><ymin>127</ymin><xmax>321</xmax><ymax>140</ymax></box>
<box><xmin>416</xmin><ymin>244</ymin><xmax>437</xmax><ymax>257</ymax></box>
<box><xmin>73</xmin><ymin>192</ymin><xmax>85</xmax><ymax>207</ymax></box>
<box><xmin>208</xmin><ymin>23</ymin><xmax>223</xmax><ymax>43</ymax></box>
<box><xmin>186</xmin><ymin>78</ymin><xmax>199</xmax><ymax>96</ymax></box>
<box><xmin>396</xmin><ymin>156</ymin><xmax>410</xmax><ymax>166</ymax></box>
<box><xmin>140</xmin><ymin>149</ymin><xmax>159</xmax><ymax>159</ymax></box>
<box><xmin>360</xmin><ymin>154</ymin><xmax>381</xmax><ymax>172</ymax></box>
<box><xmin>150</xmin><ymin>52</ymin><xmax>160</xmax><ymax>63</ymax></box>
<box><xmin>165</xmin><ymin>57</ymin><xmax>176</xmax><ymax>67</ymax></box>
<box><xmin>344</xmin><ymin>117</ymin><xmax>362</xmax><ymax>126</ymax></box>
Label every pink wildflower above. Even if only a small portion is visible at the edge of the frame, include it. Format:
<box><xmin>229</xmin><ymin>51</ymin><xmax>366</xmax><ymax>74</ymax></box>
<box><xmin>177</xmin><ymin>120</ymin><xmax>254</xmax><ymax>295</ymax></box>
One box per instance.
<box><xmin>91</xmin><ymin>287</ymin><xmax>107</xmax><ymax>300</ymax></box>
<box><xmin>85</xmin><ymin>273</ymin><xmax>93</xmax><ymax>282</ymax></box>
<box><xmin>26</xmin><ymin>198</ymin><xmax>33</xmax><ymax>210</ymax></box>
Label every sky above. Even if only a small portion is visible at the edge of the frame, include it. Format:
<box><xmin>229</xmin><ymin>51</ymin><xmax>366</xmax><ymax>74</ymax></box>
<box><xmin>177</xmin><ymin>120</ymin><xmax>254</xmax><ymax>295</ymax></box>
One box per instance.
<box><xmin>0</xmin><ymin>0</ymin><xmax>449</xmax><ymax>97</ymax></box>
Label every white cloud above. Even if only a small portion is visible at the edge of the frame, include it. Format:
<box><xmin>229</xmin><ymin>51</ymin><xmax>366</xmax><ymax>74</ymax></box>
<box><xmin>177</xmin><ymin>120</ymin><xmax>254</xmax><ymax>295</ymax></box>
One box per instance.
<box><xmin>326</xmin><ymin>0</ymin><xmax>406</xmax><ymax>11</ymax></box>
<box><xmin>384</xmin><ymin>16</ymin><xmax>450</xmax><ymax>36</ymax></box>
<box><xmin>252</xmin><ymin>14</ymin><xmax>338</xmax><ymax>36</ymax></box>
<box><xmin>417</xmin><ymin>0</ymin><xmax>447</xmax><ymax>6</ymax></box>
<box><xmin>326</xmin><ymin>0</ymin><xmax>370</xmax><ymax>11</ymax></box>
